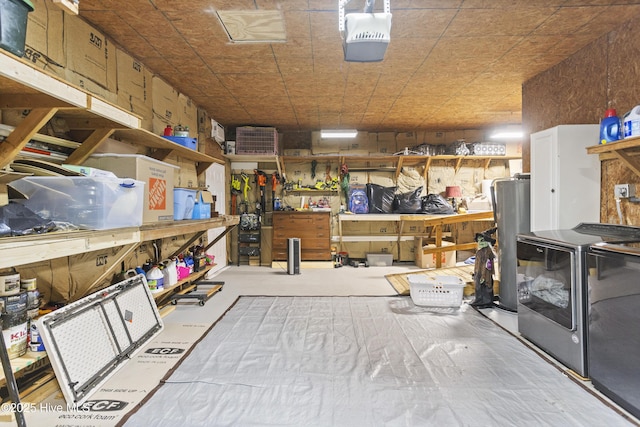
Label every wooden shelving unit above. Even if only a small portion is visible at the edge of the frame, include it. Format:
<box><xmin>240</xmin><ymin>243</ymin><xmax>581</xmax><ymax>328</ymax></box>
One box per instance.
<box><xmin>0</xmin><ymin>51</ymin><xmax>239</xmax><ymax>404</ymax></box>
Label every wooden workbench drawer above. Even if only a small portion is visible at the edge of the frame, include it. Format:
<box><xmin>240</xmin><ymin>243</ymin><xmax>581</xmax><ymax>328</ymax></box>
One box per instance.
<box><xmin>272</xmin><ymin>211</ymin><xmax>331</xmax><ymax>261</ymax></box>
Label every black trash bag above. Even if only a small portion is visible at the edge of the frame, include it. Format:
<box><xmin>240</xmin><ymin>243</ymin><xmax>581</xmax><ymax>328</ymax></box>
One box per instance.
<box><xmin>420</xmin><ymin>193</ymin><xmax>455</xmax><ymax>215</ymax></box>
<box><xmin>470</xmin><ymin>228</ymin><xmax>497</xmax><ymax>308</ymax></box>
<box><xmin>392</xmin><ymin>187</ymin><xmax>423</xmax><ymax>214</ymax></box>
<box><xmin>366</xmin><ymin>183</ymin><xmax>397</xmax><ymax>214</ymax></box>
<box><xmin>0</xmin><ymin>202</ymin><xmax>56</xmax><ymax>237</ymax></box>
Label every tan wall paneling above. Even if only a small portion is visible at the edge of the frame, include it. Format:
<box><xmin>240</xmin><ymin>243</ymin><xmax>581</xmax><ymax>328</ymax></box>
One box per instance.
<box><xmin>522</xmin><ymin>16</ymin><xmax>640</xmax><ymax>224</ymax></box>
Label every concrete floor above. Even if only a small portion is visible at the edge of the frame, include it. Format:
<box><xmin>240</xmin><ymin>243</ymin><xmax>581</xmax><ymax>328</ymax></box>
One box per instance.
<box><xmin>164</xmin><ymin>264</ymin><xmax>421</xmax><ymax>325</ymax></box>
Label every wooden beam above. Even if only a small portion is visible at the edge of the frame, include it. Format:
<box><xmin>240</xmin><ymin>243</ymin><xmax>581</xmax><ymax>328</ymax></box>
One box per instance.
<box><xmin>62</xmin><ymin>116</ymin><xmax>128</xmax><ymax>130</ymax></box>
<box><xmin>65</xmin><ymin>128</ymin><xmax>114</xmax><ymax>165</ymax></box>
<box><xmin>455</xmin><ymin>157</ymin><xmax>463</xmax><ymax>173</ymax></box>
<box><xmin>395</xmin><ymin>156</ymin><xmax>404</xmax><ymax>179</ymax></box>
<box><xmin>148</xmin><ymin>148</ymin><xmax>174</xmax><ymax>162</ymax></box>
<box><xmin>0</xmin><ymin>94</ymin><xmax>77</xmax><ymax>109</ymax></box>
<box><xmin>0</xmin><ymin>107</ymin><xmax>58</xmax><ymax>169</ymax></box>
<box><xmin>196</xmin><ymin>161</ymin><xmax>213</xmax><ymax>176</ymax></box>
<box><xmin>612</xmin><ymin>149</ymin><xmax>640</xmax><ymax>178</ymax></box>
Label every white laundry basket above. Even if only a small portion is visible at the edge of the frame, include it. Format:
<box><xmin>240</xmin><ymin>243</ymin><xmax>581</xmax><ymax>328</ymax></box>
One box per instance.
<box><xmin>408</xmin><ymin>275</ymin><xmax>465</xmax><ymax>308</ymax></box>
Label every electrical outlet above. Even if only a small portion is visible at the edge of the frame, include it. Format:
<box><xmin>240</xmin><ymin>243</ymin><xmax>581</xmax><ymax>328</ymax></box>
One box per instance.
<box><xmin>614</xmin><ymin>184</ymin><xmax>636</xmax><ymax>198</ymax></box>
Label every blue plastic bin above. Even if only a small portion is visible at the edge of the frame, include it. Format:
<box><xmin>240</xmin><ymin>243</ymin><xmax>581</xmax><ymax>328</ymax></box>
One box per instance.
<box><xmin>191</xmin><ymin>191</ymin><xmax>211</xmax><ymax>219</ymax></box>
<box><xmin>173</xmin><ymin>188</ymin><xmax>196</xmax><ymax>220</ymax></box>
<box><xmin>163</xmin><ymin>135</ymin><xmax>197</xmax><ymax>150</ymax></box>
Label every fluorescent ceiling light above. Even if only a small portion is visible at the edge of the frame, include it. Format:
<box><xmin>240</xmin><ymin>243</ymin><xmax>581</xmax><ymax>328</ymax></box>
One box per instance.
<box><xmin>490</xmin><ymin>127</ymin><xmax>523</xmax><ymax>140</ymax></box>
<box><xmin>321</xmin><ymin>129</ymin><xmax>358</xmax><ymax>139</ymax></box>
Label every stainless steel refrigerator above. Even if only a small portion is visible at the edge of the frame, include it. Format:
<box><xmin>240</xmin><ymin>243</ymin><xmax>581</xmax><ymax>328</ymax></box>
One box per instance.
<box><xmin>491</xmin><ymin>174</ymin><xmax>530</xmax><ymax>311</ymax></box>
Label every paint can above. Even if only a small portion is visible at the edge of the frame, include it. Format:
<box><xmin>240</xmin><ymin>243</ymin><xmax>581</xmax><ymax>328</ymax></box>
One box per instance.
<box><xmin>0</xmin><ymin>291</ymin><xmax>28</xmax><ymax>359</ymax></box>
<box><xmin>0</xmin><ymin>272</ymin><xmax>20</xmax><ymax>296</ymax></box>
<box><xmin>20</xmin><ymin>277</ymin><xmax>37</xmax><ymax>291</ymax></box>
<box><xmin>26</xmin><ymin>289</ymin><xmax>40</xmax><ymax>319</ymax></box>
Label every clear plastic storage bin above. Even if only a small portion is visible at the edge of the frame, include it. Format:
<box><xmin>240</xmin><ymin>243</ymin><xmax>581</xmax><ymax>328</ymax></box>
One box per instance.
<box><xmin>10</xmin><ymin>176</ymin><xmax>144</xmax><ymax>230</ymax></box>
<box><xmin>408</xmin><ymin>275</ymin><xmax>465</xmax><ymax>308</ymax></box>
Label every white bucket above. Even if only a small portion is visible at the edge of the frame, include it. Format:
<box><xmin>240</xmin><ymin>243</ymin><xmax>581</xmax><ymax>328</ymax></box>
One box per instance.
<box><xmin>623</xmin><ymin>105</ymin><xmax>640</xmax><ymax>138</ymax></box>
<box><xmin>0</xmin><ymin>273</ymin><xmax>20</xmax><ymax>296</ymax></box>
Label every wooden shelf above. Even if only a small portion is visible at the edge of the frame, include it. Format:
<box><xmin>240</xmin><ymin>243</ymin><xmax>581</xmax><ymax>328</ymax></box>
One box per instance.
<box><xmin>0</xmin><ymin>51</ymin><xmax>235</xmax><ymax>409</ymax></box>
<box><xmin>0</xmin><ymin>216</ymin><xmax>238</xmax><ymax>270</ymax></box>
<box><xmin>0</xmin><ymin>51</ymin><xmax>141</xmax><ymax>169</ymax></box>
<box><xmin>152</xmin><ymin>264</ymin><xmax>215</xmax><ymax>301</ymax></box>
<box><xmin>0</xmin><ymin>227</ymin><xmax>141</xmax><ymax>270</ymax></box>
<box><xmin>0</xmin><ymin>51</ymin><xmax>225</xmax><ymax>171</ymax></box>
<box><xmin>337</xmin><ymin>211</ymin><xmax>494</xmax><ymax>265</ymax></box>
<box><xmin>587</xmin><ymin>136</ymin><xmax>640</xmax><ymax>178</ymax></box>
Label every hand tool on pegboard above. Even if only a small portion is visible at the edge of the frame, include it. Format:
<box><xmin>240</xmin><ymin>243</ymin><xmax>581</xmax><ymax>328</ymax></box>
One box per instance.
<box><xmin>240</xmin><ymin>173</ymin><xmax>251</xmax><ymax>214</ymax></box>
<box><xmin>254</xmin><ymin>169</ymin><xmax>267</xmax><ymax>215</ymax></box>
<box><xmin>231</xmin><ymin>175</ymin><xmax>241</xmax><ymax>215</ymax></box>
<box><xmin>271</xmin><ymin>172</ymin><xmax>280</xmax><ymax>211</ymax></box>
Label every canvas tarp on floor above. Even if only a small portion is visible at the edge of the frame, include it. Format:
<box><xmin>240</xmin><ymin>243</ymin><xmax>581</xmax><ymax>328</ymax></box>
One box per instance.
<box><xmin>124</xmin><ymin>296</ymin><xmax>634</xmax><ymax>426</ymax></box>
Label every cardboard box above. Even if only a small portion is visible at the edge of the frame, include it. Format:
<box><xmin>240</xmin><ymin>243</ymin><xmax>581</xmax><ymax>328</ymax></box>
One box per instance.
<box><xmin>177</xmin><ymin>93</ymin><xmax>198</xmax><ymax>134</ymax></box>
<box><xmin>116</xmin><ymin>49</ymin><xmax>153</xmax><ymax>131</ymax></box>
<box><xmin>64</xmin><ymin>68</ymin><xmax>117</xmax><ymax>104</ymax></box>
<box><xmin>24</xmin><ymin>0</ymin><xmax>65</xmax><ymax>78</ymax></box>
<box><xmin>415</xmin><ymin>237</ymin><xmax>456</xmax><ymax>269</ymax></box>
<box><xmin>311</xmin><ymin>131</ymin><xmax>340</xmax><ymax>155</ymax></box>
<box><xmin>166</xmin><ymin>157</ymin><xmax>199</xmax><ymax>188</ymax></box>
<box><xmin>64</xmin><ymin>15</ymin><xmax>116</xmax><ymax>91</ymax></box>
<box><xmin>82</xmin><ymin>154</ymin><xmax>179</xmax><ymax>223</ymax></box>
<box><xmin>376</xmin><ymin>132</ymin><xmax>397</xmax><ymax>154</ymax></box>
<box><xmin>152</xmin><ymin>76</ymin><xmax>179</xmax><ymax>134</ymax></box>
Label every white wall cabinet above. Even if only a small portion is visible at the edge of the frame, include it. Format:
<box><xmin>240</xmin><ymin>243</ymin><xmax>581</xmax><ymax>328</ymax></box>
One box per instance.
<box><xmin>530</xmin><ymin>124</ymin><xmax>600</xmax><ymax>231</ymax></box>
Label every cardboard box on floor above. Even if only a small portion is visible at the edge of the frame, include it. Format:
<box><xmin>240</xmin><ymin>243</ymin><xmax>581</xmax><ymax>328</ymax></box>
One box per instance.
<box><xmin>415</xmin><ymin>237</ymin><xmax>456</xmax><ymax>269</ymax></box>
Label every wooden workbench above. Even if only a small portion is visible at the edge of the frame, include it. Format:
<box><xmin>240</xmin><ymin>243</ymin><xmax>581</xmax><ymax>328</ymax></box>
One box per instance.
<box><xmin>337</xmin><ymin>211</ymin><xmax>494</xmax><ymax>266</ymax></box>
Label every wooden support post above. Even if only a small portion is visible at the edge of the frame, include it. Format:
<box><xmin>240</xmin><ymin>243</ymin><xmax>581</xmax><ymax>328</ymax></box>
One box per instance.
<box><xmin>0</xmin><ymin>108</ymin><xmax>58</xmax><ymax>169</ymax></box>
<box><xmin>65</xmin><ymin>128</ymin><xmax>114</xmax><ymax>165</ymax></box>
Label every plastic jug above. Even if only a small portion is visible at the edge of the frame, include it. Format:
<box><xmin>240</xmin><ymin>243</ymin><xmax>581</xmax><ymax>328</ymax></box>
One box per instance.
<box><xmin>600</xmin><ymin>108</ymin><xmax>621</xmax><ymax>144</ymax></box>
<box><xmin>145</xmin><ymin>265</ymin><xmax>164</xmax><ymax>292</ymax></box>
<box><xmin>161</xmin><ymin>258</ymin><xmax>178</xmax><ymax>286</ymax></box>
<box><xmin>623</xmin><ymin>105</ymin><xmax>640</xmax><ymax>138</ymax></box>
